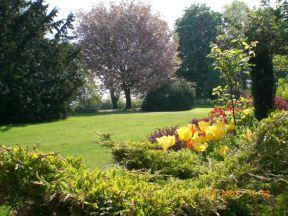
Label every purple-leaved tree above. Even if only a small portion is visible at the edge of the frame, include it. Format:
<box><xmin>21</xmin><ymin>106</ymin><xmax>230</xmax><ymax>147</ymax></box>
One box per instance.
<box><xmin>77</xmin><ymin>1</ymin><xmax>179</xmax><ymax>109</ymax></box>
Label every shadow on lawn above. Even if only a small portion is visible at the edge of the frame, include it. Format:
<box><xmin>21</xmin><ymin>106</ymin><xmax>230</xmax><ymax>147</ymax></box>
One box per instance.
<box><xmin>0</xmin><ymin>111</ymin><xmax>128</xmax><ymax>132</ymax></box>
<box><xmin>0</xmin><ymin>118</ymin><xmax>63</xmax><ymax>132</ymax></box>
<box><xmin>0</xmin><ymin>123</ymin><xmax>27</xmax><ymax>132</ymax></box>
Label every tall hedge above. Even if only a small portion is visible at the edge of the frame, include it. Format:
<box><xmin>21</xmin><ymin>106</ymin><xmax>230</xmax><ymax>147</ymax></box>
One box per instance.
<box><xmin>246</xmin><ymin>4</ymin><xmax>287</xmax><ymax>120</ymax></box>
<box><xmin>142</xmin><ymin>78</ymin><xmax>196</xmax><ymax>111</ymax></box>
<box><xmin>0</xmin><ymin>0</ymin><xmax>84</xmax><ymax>123</ymax></box>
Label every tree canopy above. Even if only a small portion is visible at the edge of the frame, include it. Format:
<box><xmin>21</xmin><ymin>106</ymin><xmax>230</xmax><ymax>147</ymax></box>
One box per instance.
<box><xmin>175</xmin><ymin>4</ymin><xmax>222</xmax><ymax>98</ymax></box>
<box><xmin>222</xmin><ymin>0</ymin><xmax>251</xmax><ymax>40</ymax></box>
<box><xmin>77</xmin><ymin>1</ymin><xmax>179</xmax><ymax>109</ymax></box>
<box><xmin>0</xmin><ymin>0</ymin><xmax>84</xmax><ymax>122</ymax></box>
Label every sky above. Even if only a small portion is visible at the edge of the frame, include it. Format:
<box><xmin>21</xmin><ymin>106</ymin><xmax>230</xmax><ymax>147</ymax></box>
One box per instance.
<box><xmin>46</xmin><ymin>0</ymin><xmax>262</xmax><ymax>29</ymax></box>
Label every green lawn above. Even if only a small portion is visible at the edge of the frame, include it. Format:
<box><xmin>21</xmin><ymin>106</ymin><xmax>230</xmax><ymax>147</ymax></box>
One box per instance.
<box><xmin>0</xmin><ymin>107</ymin><xmax>211</xmax><ymax>168</ymax></box>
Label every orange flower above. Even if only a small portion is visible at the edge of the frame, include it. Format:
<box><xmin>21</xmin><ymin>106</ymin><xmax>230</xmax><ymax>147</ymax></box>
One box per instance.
<box><xmin>187</xmin><ymin>124</ymin><xmax>198</xmax><ymax>135</ymax></box>
<box><xmin>185</xmin><ymin>140</ymin><xmax>194</xmax><ymax>149</ymax></box>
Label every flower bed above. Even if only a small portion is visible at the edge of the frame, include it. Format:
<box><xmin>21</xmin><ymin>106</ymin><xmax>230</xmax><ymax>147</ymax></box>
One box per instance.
<box><xmin>150</xmin><ymin>104</ymin><xmax>255</xmax><ymax>156</ymax></box>
<box><xmin>1</xmin><ymin>111</ymin><xmax>287</xmax><ymax>215</ymax></box>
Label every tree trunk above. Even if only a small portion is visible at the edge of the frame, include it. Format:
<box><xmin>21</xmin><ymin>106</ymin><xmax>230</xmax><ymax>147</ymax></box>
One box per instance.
<box><xmin>110</xmin><ymin>89</ymin><xmax>118</xmax><ymax>110</ymax></box>
<box><xmin>123</xmin><ymin>86</ymin><xmax>132</xmax><ymax>109</ymax></box>
<box><xmin>250</xmin><ymin>51</ymin><xmax>276</xmax><ymax>120</ymax></box>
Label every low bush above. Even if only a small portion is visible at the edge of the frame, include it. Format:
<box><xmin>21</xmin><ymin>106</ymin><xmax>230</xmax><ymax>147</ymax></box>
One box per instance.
<box><xmin>254</xmin><ymin>111</ymin><xmax>288</xmax><ymax>175</ymax></box>
<box><xmin>108</xmin><ymin>141</ymin><xmax>207</xmax><ymax>179</ymax></box>
<box><xmin>142</xmin><ymin>78</ymin><xmax>196</xmax><ymax>111</ymax></box>
<box><xmin>97</xmin><ymin>98</ymin><xmax>143</xmax><ymax>110</ymax></box>
<box><xmin>75</xmin><ymin>104</ymin><xmax>99</xmax><ymax>113</ymax></box>
<box><xmin>0</xmin><ymin>144</ymin><xmax>273</xmax><ymax>216</ymax></box>
<box><xmin>276</xmin><ymin>77</ymin><xmax>288</xmax><ymax>100</ymax></box>
<box><xmin>97</xmin><ymin>98</ymin><xmax>126</xmax><ymax>110</ymax></box>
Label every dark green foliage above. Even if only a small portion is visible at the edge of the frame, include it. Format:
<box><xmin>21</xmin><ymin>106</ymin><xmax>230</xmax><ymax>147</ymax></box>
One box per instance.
<box><xmin>0</xmin><ymin>0</ymin><xmax>84</xmax><ymax>123</ymax></box>
<box><xmin>142</xmin><ymin>78</ymin><xmax>196</xmax><ymax>111</ymax></box>
<box><xmin>245</xmin><ymin>3</ymin><xmax>288</xmax><ymax>120</ymax></box>
<box><xmin>250</xmin><ymin>50</ymin><xmax>276</xmax><ymax>120</ymax></box>
<box><xmin>175</xmin><ymin>4</ymin><xmax>222</xmax><ymax>98</ymax></box>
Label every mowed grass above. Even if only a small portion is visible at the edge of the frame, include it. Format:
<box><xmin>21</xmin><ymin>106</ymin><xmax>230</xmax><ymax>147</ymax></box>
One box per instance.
<box><xmin>0</xmin><ymin>107</ymin><xmax>211</xmax><ymax>169</ymax></box>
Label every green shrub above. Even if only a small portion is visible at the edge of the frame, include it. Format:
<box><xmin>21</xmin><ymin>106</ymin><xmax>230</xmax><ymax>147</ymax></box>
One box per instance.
<box><xmin>107</xmin><ymin>130</ymin><xmax>257</xmax><ymax>180</ymax></box>
<box><xmin>98</xmin><ymin>98</ymin><xmax>142</xmax><ymax>110</ymax></box>
<box><xmin>255</xmin><ymin>111</ymin><xmax>288</xmax><ymax>175</ymax></box>
<box><xmin>0</xmin><ymin>142</ymin><xmax>284</xmax><ymax>215</ymax></box>
<box><xmin>0</xmin><ymin>146</ymin><xmax>234</xmax><ymax>215</ymax></box>
<box><xmin>142</xmin><ymin>78</ymin><xmax>196</xmax><ymax>111</ymax></box>
<box><xmin>0</xmin><ymin>146</ymin><xmax>83</xmax><ymax>215</ymax></box>
<box><xmin>276</xmin><ymin>78</ymin><xmax>288</xmax><ymax>100</ymax></box>
<box><xmin>109</xmin><ymin>141</ymin><xmax>207</xmax><ymax>179</ymax></box>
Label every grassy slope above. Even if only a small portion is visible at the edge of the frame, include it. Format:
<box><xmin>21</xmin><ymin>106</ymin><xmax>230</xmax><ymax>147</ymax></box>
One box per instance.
<box><xmin>0</xmin><ymin>108</ymin><xmax>210</xmax><ymax>169</ymax></box>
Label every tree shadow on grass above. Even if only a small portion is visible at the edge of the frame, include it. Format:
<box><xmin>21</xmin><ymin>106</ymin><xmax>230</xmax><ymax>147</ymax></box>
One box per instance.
<box><xmin>0</xmin><ymin>111</ymin><xmax>135</xmax><ymax>132</ymax></box>
<box><xmin>0</xmin><ymin>124</ymin><xmax>27</xmax><ymax>132</ymax></box>
<box><xmin>0</xmin><ymin>118</ymin><xmax>64</xmax><ymax>132</ymax></box>
<box><xmin>0</xmin><ymin>112</ymin><xmax>126</xmax><ymax>132</ymax></box>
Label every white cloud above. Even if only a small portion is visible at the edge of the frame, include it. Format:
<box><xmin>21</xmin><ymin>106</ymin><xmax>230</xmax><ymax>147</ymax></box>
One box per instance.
<box><xmin>46</xmin><ymin>0</ymin><xmax>262</xmax><ymax>29</ymax></box>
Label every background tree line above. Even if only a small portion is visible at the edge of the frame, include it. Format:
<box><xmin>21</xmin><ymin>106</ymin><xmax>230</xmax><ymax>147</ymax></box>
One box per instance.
<box><xmin>175</xmin><ymin>0</ymin><xmax>287</xmax><ymax>119</ymax></box>
<box><xmin>0</xmin><ymin>0</ymin><xmax>287</xmax><ymax>123</ymax></box>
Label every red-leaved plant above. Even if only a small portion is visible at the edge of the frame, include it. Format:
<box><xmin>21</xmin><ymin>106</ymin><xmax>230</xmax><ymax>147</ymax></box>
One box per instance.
<box><xmin>274</xmin><ymin>96</ymin><xmax>288</xmax><ymax>110</ymax></box>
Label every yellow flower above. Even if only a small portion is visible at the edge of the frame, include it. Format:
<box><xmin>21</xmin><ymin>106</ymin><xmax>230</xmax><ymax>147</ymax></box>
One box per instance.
<box><xmin>192</xmin><ymin>142</ymin><xmax>208</xmax><ymax>152</ymax></box>
<box><xmin>217</xmin><ymin>145</ymin><xmax>230</xmax><ymax>156</ymax></box>
<box><xmin>245</xmin><ymin>129</ymin><xmax>253</xmax><ymax>140</ymax></box>
<box><xmin>156</xmin><ymin>135</ymin><xmax>176</xmax><ymax>151</ymax></box>
<box><xmin>226</xmin><ymin>120</ymin><xmax>235</xmax><ymax>132</ymax></box>
<box><xmin>242</xmin><ymin>108</ymin><xmax>253</xmax><ymax>116</ymax></box>
<box><xmin>192</xmin><ymin>131</ymin><xmax>206</xmax><ymax>143</ymax></box>
<box><xmin>191</xmin><ymin>131</ymin><xmax>208</xmax><ymax>152</ymax></box>
<box><xmin>205</xmin><ymin>125</ymin><xmax>217</xmax><ymax>141</ymax></box>
<box><xmin>198</xmin><ymin>120</ymin><xmax>210</xmax><ymax>132</ymax></box>
<box><xmin>205</xmin><ymin>120</ymin><xmax>227</xmax><ymax>141</ymax></box>
<box><xmin>214</xmin><ymin>120</ymin><xmax>227</xmax><ymax>140</ymax></box>
<box><xmin>177</xmin><ymin>126</ymin><xmax>193</xmax><ymax>141</ymax></box>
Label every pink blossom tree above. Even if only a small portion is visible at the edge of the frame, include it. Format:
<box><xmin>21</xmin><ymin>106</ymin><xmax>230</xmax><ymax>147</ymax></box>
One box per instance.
<box><xmin>77</xmin><ymin>1</ymin><xmax>179</xmax><ymax>109</ymax></box>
